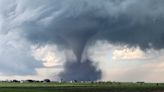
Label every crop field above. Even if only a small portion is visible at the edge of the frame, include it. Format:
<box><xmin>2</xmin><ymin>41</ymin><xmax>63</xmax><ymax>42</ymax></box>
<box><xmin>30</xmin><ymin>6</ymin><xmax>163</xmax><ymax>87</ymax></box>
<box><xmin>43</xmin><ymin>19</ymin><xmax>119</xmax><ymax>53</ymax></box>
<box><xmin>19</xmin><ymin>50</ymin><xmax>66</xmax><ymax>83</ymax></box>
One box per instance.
<box><xmin>0</xmin><ymin>82</ymin><xmax>164</xmax><ymax>92</ymax></box>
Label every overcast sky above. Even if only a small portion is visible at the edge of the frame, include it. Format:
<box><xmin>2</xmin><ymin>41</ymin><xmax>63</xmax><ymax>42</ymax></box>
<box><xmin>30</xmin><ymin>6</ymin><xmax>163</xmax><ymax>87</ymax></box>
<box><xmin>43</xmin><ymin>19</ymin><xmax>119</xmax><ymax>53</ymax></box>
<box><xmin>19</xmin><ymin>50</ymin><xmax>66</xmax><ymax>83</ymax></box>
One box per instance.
<box><xmin>0</xmin><ymin>0</ymin><xmax>164</xmax><ymax>82</ymax></box>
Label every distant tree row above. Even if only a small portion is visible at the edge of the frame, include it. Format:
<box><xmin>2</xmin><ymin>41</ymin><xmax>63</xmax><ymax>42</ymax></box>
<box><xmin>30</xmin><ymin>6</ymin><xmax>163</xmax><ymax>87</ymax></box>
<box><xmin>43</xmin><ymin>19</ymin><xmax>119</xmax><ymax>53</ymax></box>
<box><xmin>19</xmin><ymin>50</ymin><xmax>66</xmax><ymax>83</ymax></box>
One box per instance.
<box><xmin>2</xmin><ymin>79</ymin><xmax>51</xmax><ymax>83</ymax></box>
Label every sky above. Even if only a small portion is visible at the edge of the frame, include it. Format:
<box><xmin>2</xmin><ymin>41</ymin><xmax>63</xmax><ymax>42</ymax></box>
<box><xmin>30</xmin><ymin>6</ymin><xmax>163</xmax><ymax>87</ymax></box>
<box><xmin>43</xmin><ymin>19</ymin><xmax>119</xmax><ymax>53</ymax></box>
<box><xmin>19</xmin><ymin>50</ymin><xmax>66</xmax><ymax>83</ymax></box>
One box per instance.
<box><xmin>0</xmin><ymin>0</ymin><xmax>164</xmax><ymax>82</ymax></box>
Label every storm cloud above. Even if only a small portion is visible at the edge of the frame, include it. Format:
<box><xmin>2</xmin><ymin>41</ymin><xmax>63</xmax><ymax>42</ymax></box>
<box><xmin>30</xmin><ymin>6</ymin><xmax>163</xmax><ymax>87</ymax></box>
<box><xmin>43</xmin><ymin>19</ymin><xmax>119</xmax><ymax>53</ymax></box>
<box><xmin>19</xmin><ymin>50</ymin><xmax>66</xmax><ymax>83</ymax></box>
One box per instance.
<box><xmin>1</xmin><ymin>0</ymin><xmax>164</xmax><ymax>81</ymax></box>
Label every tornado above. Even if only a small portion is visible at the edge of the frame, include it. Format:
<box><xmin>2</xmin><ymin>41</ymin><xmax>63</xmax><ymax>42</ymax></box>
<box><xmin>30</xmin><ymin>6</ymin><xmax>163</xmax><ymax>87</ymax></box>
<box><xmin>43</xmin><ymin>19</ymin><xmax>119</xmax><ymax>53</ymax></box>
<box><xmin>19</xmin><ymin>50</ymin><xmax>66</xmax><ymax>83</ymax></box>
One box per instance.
<box><xmin>21</xmin><ymin>1</ymin><xmax>104</xmax><ymax>81</ymax></box>
<box><xmin>56</xmin><ymin>16</ymin><xmax>103</xmax><ymax>81</ymax></box>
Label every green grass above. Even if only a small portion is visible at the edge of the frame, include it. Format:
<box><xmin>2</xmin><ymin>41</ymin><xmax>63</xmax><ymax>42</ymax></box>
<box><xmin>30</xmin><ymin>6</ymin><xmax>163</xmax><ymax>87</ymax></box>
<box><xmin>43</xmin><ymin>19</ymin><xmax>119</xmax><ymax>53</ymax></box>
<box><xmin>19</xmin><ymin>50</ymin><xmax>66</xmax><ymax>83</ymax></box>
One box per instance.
<box><xmin>0</xmin><ymin>82</ymin><xmax>163</xmax><ymax>92</ymax></box>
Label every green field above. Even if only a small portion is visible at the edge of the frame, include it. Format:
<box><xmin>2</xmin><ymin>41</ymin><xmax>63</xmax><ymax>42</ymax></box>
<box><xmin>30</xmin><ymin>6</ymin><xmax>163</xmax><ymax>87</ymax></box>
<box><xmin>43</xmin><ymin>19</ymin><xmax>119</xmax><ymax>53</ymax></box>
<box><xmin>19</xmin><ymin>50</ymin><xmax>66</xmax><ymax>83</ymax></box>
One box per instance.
<box><xmin>0</xmin><ymin>82</ymin><xmax>164</xmax><ymax>92</ymax></box>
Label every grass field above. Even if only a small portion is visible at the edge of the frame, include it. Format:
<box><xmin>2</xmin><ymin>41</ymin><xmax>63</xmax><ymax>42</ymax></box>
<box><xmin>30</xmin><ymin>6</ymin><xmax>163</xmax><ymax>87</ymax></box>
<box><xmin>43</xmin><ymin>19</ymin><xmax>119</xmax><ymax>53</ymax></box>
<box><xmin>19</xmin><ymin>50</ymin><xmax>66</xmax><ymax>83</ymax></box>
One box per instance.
<box><xmin>0</xmin><ymin>82</ymin><xmax>164</xmax><ymax>92</ymax></box>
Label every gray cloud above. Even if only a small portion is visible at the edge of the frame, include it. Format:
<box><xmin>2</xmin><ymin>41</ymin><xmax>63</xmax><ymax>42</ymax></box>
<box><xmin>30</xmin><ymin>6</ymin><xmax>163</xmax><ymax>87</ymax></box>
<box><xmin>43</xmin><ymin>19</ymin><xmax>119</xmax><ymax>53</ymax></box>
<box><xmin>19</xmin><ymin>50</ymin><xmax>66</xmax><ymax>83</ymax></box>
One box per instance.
<box><xmin>96</xmin><ymin>0</ymin><xmax>164</xmax><ymax>50</ymax></box>
<box><xmin>0</xmin><ymin>31</ymin><xmax>42</xmax><ymax>75</ymax></box>
<box><xmin>1</xmin><ymin>0</ymin><xmax>164</xmax><ymax>81</ymax></box>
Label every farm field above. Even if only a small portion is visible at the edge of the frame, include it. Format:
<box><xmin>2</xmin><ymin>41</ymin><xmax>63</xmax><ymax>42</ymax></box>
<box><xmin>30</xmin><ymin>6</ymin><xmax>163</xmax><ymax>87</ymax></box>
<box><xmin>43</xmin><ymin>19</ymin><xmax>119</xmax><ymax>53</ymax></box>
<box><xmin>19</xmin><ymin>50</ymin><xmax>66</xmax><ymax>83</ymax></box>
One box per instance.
<box><xmin>0</xmin><ymin>82</ymin><xmax>164</xmax><ymax>92</ymax></box>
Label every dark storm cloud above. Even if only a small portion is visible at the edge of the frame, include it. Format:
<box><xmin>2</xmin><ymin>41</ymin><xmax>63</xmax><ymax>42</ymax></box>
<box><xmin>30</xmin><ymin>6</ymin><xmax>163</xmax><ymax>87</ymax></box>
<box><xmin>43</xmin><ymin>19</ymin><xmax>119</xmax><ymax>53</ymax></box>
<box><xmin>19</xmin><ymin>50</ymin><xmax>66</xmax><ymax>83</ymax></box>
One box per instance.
<box><xmin>103</xmin><ymin>0</ymin><xmax>164</xmax><ymax>50</ymax></box>
<box><xmin>20</xmin><ymin>0</ymin><xmax>164</xmax><ymax>81</ymax></box>
<box><xmin>99</xmin><ymin>16</ymin><xmax>164</xmax><ymax>50</ymax></box>
<box><xmin>1</xmin><ymin>0</ymin><xmax>164</xmax><ymax>80</ymax></box>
